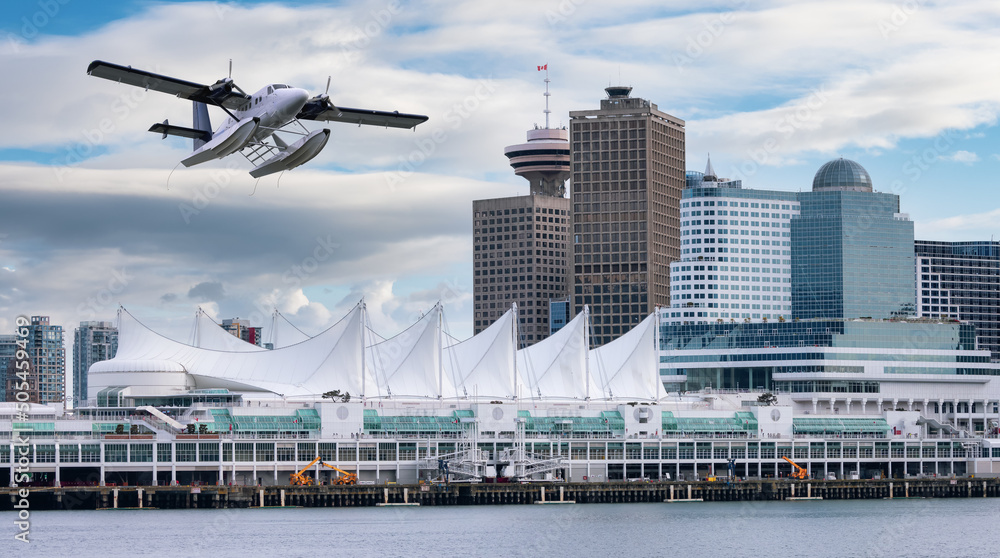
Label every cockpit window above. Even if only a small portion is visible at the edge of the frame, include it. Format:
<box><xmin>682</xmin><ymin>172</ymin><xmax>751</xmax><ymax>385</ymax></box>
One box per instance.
<box><xmin>267</xmin><ymin>86</ymin><xmax>274</xmax><ymax>94</ymax></box>
<box><xmin>273</xmin><ymin>84</ymin><xmax>288</xmax><ymax>89</ymax></box>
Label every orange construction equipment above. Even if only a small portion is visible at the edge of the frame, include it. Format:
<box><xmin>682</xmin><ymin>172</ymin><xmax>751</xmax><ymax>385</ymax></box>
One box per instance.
<box><xmin>289</xmin><ymin>457</ymin><xmax>358</xmax><ymax>486</ymax></box>
<box><xmin>781</xmin><ymin>456</ymin><xmax>809</xmax><ymax>480</ymax></box>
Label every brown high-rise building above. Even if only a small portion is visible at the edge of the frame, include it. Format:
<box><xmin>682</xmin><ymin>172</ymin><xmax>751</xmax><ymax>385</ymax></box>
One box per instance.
<box><xmin>569</xmin><ymin>86</ymin><xmax>685</xmax><ymax>346</ymax></box>
<box><xmin>472</xmin><ymin>195</ymin><xmax>571</xmax><ymax>344</ymax></box>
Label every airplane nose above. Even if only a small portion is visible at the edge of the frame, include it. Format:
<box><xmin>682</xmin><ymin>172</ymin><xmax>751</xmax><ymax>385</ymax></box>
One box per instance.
<box><xmin>286</xmin><ymin>88</ymin><xmax>310</xmax><ymax>116</ymax></box>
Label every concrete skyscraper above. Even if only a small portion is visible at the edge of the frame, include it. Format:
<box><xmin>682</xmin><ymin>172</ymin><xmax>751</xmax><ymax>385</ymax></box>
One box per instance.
<box><xmin>791</xmin><ymin>159</ymin><xmax>915</xmax><ymax>320</ymax></box>
<box><xmin>73</xmin><ymin>321</ymin><xmax>118</xmax><ymax>406</ymax></box>
<box><xmin>473</xmin><ymin>72</ymin><xmax>571</xmax><ymax>345</ymax></box>
<box><xmin>569</xmin><ymin>86</ymin><xmax>685</xmax><ymax>346</ymax></box>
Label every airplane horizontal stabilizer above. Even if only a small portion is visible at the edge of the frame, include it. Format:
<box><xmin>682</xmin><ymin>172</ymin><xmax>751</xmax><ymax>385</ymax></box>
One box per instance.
<box><xmin>148</xmin><ymin>122</ymin><xmax>213</xmax><ymax>142</ymax></box>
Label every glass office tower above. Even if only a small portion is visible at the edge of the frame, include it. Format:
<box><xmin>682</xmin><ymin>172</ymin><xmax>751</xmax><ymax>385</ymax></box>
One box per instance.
<box><xmin>792</xmin><ymin>159</ymin><xmax>915</xmax><ymax>320</ymax></box>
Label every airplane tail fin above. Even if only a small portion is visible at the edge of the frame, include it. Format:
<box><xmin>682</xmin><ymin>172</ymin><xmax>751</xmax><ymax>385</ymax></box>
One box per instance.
<box><xmin>192</xmin><ymin>102</ymin><xmax>212</xmax><ymax>150</ymax></box>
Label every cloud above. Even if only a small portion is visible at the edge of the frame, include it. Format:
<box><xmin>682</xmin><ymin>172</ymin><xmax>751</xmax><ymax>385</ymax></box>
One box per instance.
<box><xmin>188</xmin><ymin>281</ymin><xmax>226</xmax><ymax>302</ymax></box>
<box><xmin>3</xmin><ymin>0</ymin><xmax>1000</xmax><ymax>391</ymax></box>
<box><xmin>917</xmin><ymin>207</ymin><xmax>1000</xmax><ymax>240</ymax></box>
<box><xmin>941</xmin><ymin>150</ymin><xmax>979</xmax><ymax>164</ymax></box>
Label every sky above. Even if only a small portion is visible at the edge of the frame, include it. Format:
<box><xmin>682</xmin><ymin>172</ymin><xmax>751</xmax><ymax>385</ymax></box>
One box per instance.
<box><xmin>1</xmin><ymin>0</ymin><xmax>999</xmax><ymax>401</ymax></box>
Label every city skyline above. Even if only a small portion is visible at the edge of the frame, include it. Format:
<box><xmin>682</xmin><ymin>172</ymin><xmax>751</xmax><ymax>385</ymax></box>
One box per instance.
<box><xmin>1</xmin><ymin>1</ymin><xmax>999</xmax><ymax>391</ymax></box>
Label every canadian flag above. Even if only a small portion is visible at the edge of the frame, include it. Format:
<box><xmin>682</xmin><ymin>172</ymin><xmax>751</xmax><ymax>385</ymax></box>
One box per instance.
<box><xmin>537</xmin><ymin>64</ymin><xmax>547</xmax><ymax>71</ymax></box>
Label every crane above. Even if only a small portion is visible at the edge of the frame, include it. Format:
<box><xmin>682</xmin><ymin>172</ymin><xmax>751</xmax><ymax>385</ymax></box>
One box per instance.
<box><xmin>289</xmin><ymin>457</ymin><xmax>358</xmax><ymax>486</ymax></box>
<box><xmin>781</xmin><ymin>456</ymin><xmax>809</xmax><ymax>480</ymax></box>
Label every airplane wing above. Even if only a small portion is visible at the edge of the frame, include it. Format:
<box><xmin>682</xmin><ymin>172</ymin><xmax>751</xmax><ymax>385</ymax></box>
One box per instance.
<box><xmin>297</xmin><ymin>100</ymin><xmax>428</xmax><ymax>129</ymax></box>
<box><xmin>86</xmin><ymin>60</ymin><xmax>249</xmax><ymax>110</ymax></box>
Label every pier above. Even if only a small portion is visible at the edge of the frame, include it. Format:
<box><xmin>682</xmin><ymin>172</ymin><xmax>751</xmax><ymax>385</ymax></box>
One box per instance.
<box><xmin>4</xmin><ymin>478</ymin><xmax>999</xmax><ymax>510</ymax></box>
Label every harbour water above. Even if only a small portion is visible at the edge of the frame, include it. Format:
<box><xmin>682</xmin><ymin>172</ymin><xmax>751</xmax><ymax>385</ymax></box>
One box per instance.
<box><xmin>8</xmin><ymin>498</ymin><xmax>1000</xmax><ymax>557</ymax></box>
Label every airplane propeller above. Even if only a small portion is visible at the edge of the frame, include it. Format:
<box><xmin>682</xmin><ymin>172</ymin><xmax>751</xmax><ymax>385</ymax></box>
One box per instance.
<box><xmin>307</xmin><ymin>75</ymin><xmax>335</xmax><ymax>109</ymax></box>
<box><xmin>208</xmin><ymin>59</ymin><xmax>247</xmax><ymax>96</ymax></box>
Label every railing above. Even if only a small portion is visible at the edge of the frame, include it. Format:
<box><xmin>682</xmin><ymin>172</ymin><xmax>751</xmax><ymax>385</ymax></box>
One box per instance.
<box><xmin>792</xmin><ymin>433</ymin><xmax>889</xmax><ymax>440</ymax></box>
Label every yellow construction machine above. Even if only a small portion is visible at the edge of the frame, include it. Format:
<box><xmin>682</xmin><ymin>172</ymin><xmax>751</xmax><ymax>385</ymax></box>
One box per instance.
<box><xmin>289</xmin><ymin>457</ymin><xmax>358</xmax><ymax>486</ymax></box>
<box><xmin>781</xmin><ymin>456</ymin><xmax>809</xmax><ymax>480</ymax></box>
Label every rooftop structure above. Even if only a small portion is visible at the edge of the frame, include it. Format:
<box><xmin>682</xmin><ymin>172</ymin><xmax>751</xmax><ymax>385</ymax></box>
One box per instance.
<box><xmin>89</xmin><ymin>302</ymin><xmax>659</xmax><ymax>404</ymax></box>
<box><xmin>811</xmin><ymin>158</ymin><xmax>873</xmax><ymax>192</ymax></box>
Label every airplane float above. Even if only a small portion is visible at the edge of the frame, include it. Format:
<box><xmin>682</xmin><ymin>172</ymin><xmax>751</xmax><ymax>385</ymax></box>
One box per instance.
<box><xmin>86</xmin><ymin>60</ymin><xmax>428</xmax><ymax>178</ymax></box>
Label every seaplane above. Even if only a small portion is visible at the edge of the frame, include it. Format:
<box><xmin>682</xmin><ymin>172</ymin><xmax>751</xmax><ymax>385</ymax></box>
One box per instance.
<box><xmin>86</xmin><ymin>60</ymin><xmax>428</xmax><ymax>178</ymax></box>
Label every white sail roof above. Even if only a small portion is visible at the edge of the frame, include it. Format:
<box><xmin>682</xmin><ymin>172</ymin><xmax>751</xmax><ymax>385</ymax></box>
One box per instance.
<box><xmin>192</xmin><ymin>310</ymin><xmax>266</xmax><ymax>352</ymax></box>
<box><xmin>516</xmin><ymin>307</ymin><xmax>595</xmax><ymax>400</ymax></box>
<box><xmin>268</xmin><ymin>310</ymin><xmax>312</xmax><ymax>348</ymax></box>
<box><xmin>443</xmin><ymin>308</ymin><xmax>516</xmax><ymax>399</ymax></box>
<box><xmin>589</xmin><ymin>312</ymin><xmax>661</xmax><ymax>401</ymax></box>
<box><xmin>366</xmin><ymin>304</ymin><xmax>449</xmax><ymax>398</ymax></box>
<box><xmin>90</xmin><ymin>304</ymin><xmax>368</xmax><ymax>398</ymax></box>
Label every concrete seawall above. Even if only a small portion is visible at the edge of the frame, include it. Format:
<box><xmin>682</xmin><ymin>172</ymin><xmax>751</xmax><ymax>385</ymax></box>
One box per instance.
<box><xmin>3</xmin><ymin>478</ymin><xmax>999</xmax><ymax>510</ymax></box>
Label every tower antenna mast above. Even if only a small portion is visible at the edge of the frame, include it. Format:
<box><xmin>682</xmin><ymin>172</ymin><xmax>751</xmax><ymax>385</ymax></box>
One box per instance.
<box><xmin>543</xmin><ymin>66</ymin><xmax>551</xmax><ymax>129</ymax></box>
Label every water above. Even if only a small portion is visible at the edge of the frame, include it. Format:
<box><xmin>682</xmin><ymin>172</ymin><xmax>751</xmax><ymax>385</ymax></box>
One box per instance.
<box><xmin>7</xmin><ymin>499</ymin><xmax>1000</xmax><ymax>557</ymax></box>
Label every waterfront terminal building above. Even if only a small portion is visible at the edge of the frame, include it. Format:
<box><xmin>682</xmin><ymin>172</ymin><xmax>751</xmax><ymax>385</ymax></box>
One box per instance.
<box><xmin>2</xmin><ymin>302</ymin><xmax>999</xmax><ymax>487</ymax></box>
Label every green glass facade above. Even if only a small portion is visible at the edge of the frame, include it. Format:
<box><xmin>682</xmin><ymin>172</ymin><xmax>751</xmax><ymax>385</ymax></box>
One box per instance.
<box><xmin>791</xmin><ymin>190</ymin><xmax>914</xmax><ymax>320</ymax></box>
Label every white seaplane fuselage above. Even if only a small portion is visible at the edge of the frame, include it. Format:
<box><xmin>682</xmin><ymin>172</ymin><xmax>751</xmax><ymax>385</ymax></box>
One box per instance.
<box><xmin>221</xmin><ymin>84</ymin><xmax>310</xmax><ymax>142</ymax></box>
<box><xmin>181</xmin><ymin>84</ymin><xmax>329</xmax><ymax>173</ymax></box>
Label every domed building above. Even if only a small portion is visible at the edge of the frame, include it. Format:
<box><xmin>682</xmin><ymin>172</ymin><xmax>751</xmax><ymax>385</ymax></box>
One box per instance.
<box><xmin>811</xmin><ymin>158</ymin><xmax>873</xmax><ymax>192</ymax></box>
<box><xmin>792</xmin><ymin>158</ymin><xmax>915</xmax><ymax>320</ymax></box>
